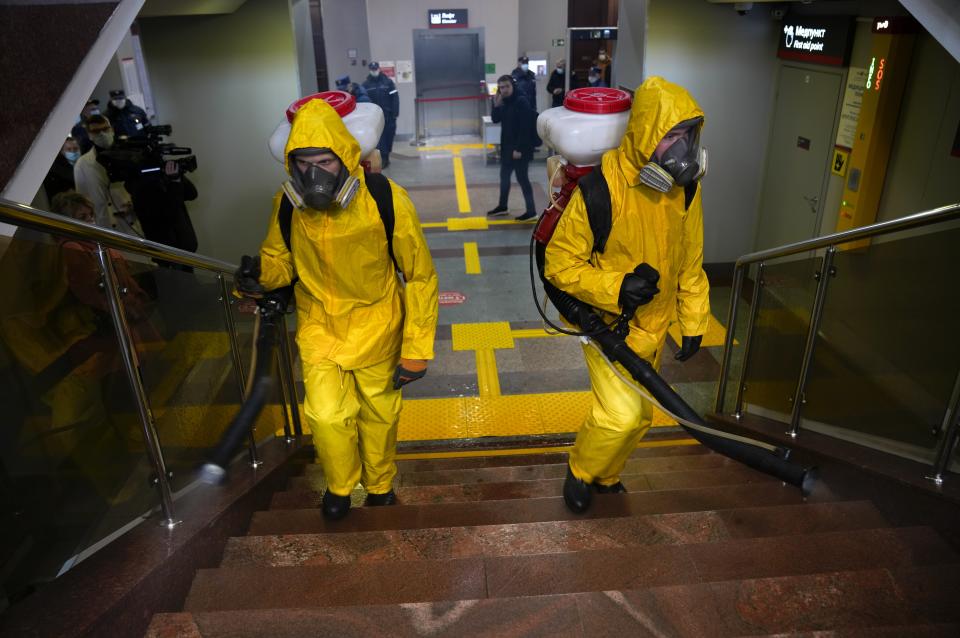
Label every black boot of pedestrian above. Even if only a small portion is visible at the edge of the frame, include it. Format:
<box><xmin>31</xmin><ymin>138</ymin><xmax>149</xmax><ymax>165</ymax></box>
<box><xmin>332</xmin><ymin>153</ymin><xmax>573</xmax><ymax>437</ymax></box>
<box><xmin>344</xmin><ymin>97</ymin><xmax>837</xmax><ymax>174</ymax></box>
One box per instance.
<box><xmin>365</xmin><ymin>489</ymin><xmax>397</xmax><ymax>506</ymax></box>
<box><xmin>593</xmin><ymin>481</ymin><xmax>627</xmax><ymax>494</ymax></box>
<box><xmin>563</xmin><ymin>466</ymin><xmax>592</xmax><ymax>513</ymax></box>
<box><xmin>322</xmin><ymin>490</ymin><xmax>351</xmax><ymax>520</ymax></box>
<box><xmin>487</xmin><ymin>205</ymin><xmax>508</xmax><ymax>216</ymax></box>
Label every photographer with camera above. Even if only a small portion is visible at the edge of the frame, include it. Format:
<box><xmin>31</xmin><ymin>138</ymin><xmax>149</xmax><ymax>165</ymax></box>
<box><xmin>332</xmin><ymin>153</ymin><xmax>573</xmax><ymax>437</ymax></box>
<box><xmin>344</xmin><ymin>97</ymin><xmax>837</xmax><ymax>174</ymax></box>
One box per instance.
<box><xmin>73</xmin><ymin>115</ymin><xmax>139</xmax><ymax>235</ymax></box>
<box><xmin>125</xmin><ymin>159</ymin><xmax>199</xmax><ymax>270</ymax></box>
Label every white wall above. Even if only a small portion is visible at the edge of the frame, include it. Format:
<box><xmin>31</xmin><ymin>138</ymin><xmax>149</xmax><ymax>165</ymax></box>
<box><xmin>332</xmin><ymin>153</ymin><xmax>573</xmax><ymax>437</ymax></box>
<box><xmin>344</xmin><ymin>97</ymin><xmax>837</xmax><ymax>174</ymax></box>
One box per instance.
<box><xmin>640</xmin><ymin>0</ymin><xmax>781</xmax><ymax>263</ymax></box>
<box><xmin>322</xmin><ymin>0</ymin><xmax>371</xmax><ymax>89</ymax></box>
<box><xmin>614</xmin><ymin>0</ymin><xmax>646</xmax><ymax>91</ymax></box>
<box><xmin>364</xmin><ymin>0</ymin><xmax>519</xmax><ymax>137</ymax></box>
<box><xmin>291</xmin><ymin>0</ymin><xmax>319</xmax><ymax>95</ymax></box>
<box><xmin>518</xmin><ymin>0</ymin><xmax>568</xmax><ymax>113</ymax></box>
<box><xmin>139</xmin><ymin>0</ymin><xmax>300</xmax><ymax>262</ymax></box>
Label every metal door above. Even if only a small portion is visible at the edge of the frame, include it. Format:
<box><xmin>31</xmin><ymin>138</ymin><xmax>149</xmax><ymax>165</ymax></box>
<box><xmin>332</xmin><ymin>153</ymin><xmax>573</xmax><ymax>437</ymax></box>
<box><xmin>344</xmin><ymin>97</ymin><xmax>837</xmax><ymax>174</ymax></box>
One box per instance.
<box><xmin>754</xmin><ymin>66</ymin><xmax>843</xmax><ymax>250</ymax></box>
<box><xmin>413</xmin><ymin>29</ymin><xmax>485</xmax><ymax>137</ymax></box>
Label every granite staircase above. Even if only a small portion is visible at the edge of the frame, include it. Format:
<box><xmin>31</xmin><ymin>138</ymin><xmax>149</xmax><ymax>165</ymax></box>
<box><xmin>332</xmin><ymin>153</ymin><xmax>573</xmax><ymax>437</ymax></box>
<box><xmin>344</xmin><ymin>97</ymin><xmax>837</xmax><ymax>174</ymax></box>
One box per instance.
<box><xmin>146</xmin><ymin>444</ymin><xmax>960</xmax><ymax>637</ymax></box>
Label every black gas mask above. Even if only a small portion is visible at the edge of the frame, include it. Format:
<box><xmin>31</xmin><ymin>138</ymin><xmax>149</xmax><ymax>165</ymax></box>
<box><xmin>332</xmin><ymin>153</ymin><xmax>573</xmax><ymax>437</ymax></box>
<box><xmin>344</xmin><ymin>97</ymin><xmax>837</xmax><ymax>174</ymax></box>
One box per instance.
<box><xmin>638</xmin><ymin>117</ymin><xmax>708</xmax><ymax>193</ymax></box>
<box><xmin>288</xmin><ymin>148</ymin><xmax>358</xmax><ymax>210</ymax></box>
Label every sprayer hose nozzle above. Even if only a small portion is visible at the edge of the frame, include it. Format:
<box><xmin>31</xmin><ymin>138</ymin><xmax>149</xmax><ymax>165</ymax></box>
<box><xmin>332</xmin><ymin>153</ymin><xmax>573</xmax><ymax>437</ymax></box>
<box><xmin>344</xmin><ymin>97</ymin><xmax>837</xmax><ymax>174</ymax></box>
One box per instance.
<box><xmin>199</xmin><ymin>463</ymin><xmax>227</xmax><ymax>486</ymax></box>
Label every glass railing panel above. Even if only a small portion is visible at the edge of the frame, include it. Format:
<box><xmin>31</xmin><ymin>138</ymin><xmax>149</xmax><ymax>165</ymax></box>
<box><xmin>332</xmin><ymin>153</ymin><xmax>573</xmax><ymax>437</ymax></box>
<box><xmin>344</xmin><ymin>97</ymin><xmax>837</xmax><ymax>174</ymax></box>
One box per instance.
<box><xmin>801</xmin><ymin>225</ymin><xmax>960</xmax><ymax>463</ymax></box>
<box><xmin>740</xmin><ymin>252</ymin><xmax>821</xmax><ymax>422</ymax></box>
<box><xmin>0</xmin><ymin>228</ymin><xmax>159</xmax><ymax>601</ymax></box>
<box><xmin>120</xmin><ymin>263</ymin><xmax>271</xmax><ymax>494</ymax></box>
<box><xmin>715</xmin><ymin>263</ymin><xmax>757</xmax><ymax>413</ymax></box>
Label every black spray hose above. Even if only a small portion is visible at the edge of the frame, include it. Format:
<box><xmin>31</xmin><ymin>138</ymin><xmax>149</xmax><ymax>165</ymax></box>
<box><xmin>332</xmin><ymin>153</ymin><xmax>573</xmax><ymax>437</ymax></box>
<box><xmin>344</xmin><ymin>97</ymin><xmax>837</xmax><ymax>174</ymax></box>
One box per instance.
<box><xmin>199</xmin><ymin>288</ymin><xmax>293</xmax><ymax>485</ymax></box>
<box><xmin>534</xmin><ymin>241</ymin><xmax>817</xmax><ymax>496</ymax></box>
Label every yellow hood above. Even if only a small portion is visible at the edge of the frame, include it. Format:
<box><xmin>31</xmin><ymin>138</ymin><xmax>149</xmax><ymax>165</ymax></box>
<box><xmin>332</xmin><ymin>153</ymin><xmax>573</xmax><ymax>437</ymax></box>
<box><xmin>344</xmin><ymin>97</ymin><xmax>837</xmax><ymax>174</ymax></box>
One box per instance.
<box><xmin>617</xmin><ymin>76</ymin><xmax>704</xmax><ymax>185</ymax></box>
<box><xmin>283</xmin><ymin>98</ymin><xmax>362</xmax><ymax>175</ymax></box>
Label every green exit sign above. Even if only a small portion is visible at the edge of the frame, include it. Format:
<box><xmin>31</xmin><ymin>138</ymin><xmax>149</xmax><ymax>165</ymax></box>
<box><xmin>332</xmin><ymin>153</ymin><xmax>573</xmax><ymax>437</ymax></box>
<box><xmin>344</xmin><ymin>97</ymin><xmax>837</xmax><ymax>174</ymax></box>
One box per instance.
<box><xmin>552</xmin><ymin>38</ymin><xmax>565</xmax><ymax>47</ymax></box>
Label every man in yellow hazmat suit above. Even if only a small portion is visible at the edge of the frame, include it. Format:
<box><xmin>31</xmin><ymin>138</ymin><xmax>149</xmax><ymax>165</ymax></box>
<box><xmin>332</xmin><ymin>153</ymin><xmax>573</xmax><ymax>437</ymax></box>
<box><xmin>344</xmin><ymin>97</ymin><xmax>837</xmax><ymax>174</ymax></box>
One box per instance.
<box><xmin>236</xmin><ymin>99</ymin><xmax>438</xmax><ymax>520</ymax></box>
<box><xmin>545</xmin><ymin>77</ymin><xmax>711</xmax><ymax>513</ymax></box>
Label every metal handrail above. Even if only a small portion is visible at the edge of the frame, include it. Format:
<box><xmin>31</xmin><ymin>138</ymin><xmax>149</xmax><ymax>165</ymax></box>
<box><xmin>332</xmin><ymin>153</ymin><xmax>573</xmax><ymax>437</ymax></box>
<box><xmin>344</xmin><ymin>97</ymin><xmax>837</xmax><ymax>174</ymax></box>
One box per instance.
<box><xmin>0</xmin><ymin>197</ymin><xmax>237</xmax><ymax>273</ymax></box>
<box><xmin>717</xmin><ymin>201</ymin><xmax>960</xmax><ymax>416</ymax></box>
<box><xmin>735</xmin><ymin>202</ymin><xmax>960</xmax><ymax>267</ymax></box>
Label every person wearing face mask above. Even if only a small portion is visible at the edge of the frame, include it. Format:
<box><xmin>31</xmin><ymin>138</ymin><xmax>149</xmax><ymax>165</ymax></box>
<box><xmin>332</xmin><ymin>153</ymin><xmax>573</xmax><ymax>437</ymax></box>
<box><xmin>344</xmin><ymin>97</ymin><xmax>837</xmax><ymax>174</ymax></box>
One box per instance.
<box><xmin>511</xmin><ymin>55</ymin><xmax>537</xmax><ymax>108</ymax></box>
<box><xmin>546</xmin><ymin>59</ymin><xmax>567</xmax><ymax>108</ymax></box>
<box><xmin>73</xmin><ymin>115</ymin><xmax>138</xmax><ymax>235</ymax></box>
<box><xmin>362</xmin><ymin>62</ymin><xmax>399</xmax><ymax>168</ymax></box>
<box><xmin>595</xmin><ymin>49</ymin><xmax>612</xmax><ymax>85</ymax></box>
<box><xmin>43</xmin><ymin>137</ymin><xmax>81</xmax><ymax>201</ymax></box>
<box><xmin>587</xmin><ymin>66</ymin><xmax>608</xmax><ymax>88</ymax></box>
<box><xmin>544</xmin><ymin>77</ymin><xmax>710</xmax><ymax>513</ymax></box>
<box><xmin>105</xmin><ymin>89</ymin><xmax>149</xmax><ymax>138</ymax></box>
<box><xmin>72</xmin><ymin>99</ymin><xmax>101</xmax><ymax>154</ymax></box>
<box><xmin>234</xmin><ymin>99</ymin><xmax>438</xmax><ymax>520</ymax></box>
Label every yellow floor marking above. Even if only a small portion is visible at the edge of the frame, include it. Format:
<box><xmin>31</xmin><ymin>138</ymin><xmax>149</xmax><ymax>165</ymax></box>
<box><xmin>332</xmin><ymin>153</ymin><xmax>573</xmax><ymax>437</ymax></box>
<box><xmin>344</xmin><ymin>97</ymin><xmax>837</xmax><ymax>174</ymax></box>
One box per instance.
<box><xmin>395</xmin><ymin>438</ymin><xmax>699</xmax><ymax>460</ymax></box>
<box><xmin>463</xmin><ymin>242</ymin><xmax>481</xmax><ymax>274</ymax></box>
<box><xmin>667</xmin><ymin>314</ymin><xmax>736</xmax><ymax>348</ymax></box>
<box><xmin>451</xmin><ymin>322</ymin><xmax>515</xmax><ymax>351</ymax></box>
<box><xmin>511</xmin><ymin>328</ymin><xmax>563</xmax><ymax>339</ymax></box>
<box><xmin>452</xmin><ymin>156</ymin><xmax>472</xmax><ymax>213</ymax></box>
<box><xmin>448</xmin><ymin>216</ymin><xmax>489</xmax><ymax>231</ymax></box>
<box><xmin>476</xmin><ymin>349</ymin><xmax>501</xmax><ymax>397</ymax></box>
<box><xmin>417</xmin><ymin>143</ymin><xmax>493</xmax><ymax>153</ymax></box>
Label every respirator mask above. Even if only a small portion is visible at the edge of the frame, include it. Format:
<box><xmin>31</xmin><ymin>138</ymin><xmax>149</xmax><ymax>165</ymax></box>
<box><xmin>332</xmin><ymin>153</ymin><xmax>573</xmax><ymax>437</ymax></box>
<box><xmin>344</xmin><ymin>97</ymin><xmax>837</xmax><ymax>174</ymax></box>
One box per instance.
<box><xmin>288</xmin><ymin>148</ymin><xmax>359</xmax><ymax>210</ymax></box>
<box><xmin>638</xmin><ymin>117</ymin><xmax>708</xmax><ymax>193</ymax></box>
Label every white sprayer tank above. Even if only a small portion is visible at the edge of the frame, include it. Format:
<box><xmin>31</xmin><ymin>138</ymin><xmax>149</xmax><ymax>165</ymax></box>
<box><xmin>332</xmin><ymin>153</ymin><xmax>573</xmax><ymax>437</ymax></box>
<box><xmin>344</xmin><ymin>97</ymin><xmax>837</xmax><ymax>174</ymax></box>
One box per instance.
<box><xmin>536</xmin><ymin>87</ymin><xmax>632</xmax><ymax>166</ymax></box>
<box><xmin>268</xmin><ymin>91</ymin><xmax>385</xmax><ymax>164</ymax></box>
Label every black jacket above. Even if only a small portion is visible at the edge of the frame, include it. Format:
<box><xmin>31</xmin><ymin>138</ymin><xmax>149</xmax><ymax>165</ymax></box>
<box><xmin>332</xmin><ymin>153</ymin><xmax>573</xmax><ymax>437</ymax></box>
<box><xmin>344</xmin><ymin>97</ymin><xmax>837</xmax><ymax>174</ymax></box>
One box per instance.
<box><xmin>511</xmin><ymin>68</ymin><xmax>537</xmax><ymax>108</ymax></box>
<box><xmin>106</xmin><ymin>100</ymin><xmax>149</xmax><ymax>138</ymax></box>
<box><xmin>546</xmin><ymin>69</ymin><xmax>566</xmax><ymax>108</ymax></box>
<box><xmin>363</xmin><ymin>74</ymin><xmax>399</xmax><ymax>119</ymax></box>
<box><xmin>491</xmin><ymin>94</ymin><xmax>537</xmax><ymax>159</ymax></box>
<box><xmin>43</xmin><ymin>154</ymin><xmax>76</xmax><ymax>201</ymax></box>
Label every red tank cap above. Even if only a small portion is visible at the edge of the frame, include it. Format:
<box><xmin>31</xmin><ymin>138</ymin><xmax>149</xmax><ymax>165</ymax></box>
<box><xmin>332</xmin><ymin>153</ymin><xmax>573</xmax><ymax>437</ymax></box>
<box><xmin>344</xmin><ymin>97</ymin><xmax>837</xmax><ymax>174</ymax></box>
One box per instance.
<box><xmin>563</xmin><ymin>87</ymin><xmax>632</xmax><ymax>114</ymax></box>
<box><xmin>286</xmin><ymin>90</ymin><xmax>357</xmax><ymax>122</ymax></box>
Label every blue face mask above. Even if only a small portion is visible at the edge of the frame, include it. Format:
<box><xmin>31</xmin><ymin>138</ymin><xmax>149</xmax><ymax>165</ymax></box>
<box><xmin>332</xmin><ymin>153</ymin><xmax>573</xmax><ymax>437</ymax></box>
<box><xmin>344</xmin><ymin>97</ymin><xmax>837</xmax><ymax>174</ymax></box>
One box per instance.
<box><xmin>63</xmin><ymin>150</ymin><xmax>81</xmax><ymax>165</ymax></box>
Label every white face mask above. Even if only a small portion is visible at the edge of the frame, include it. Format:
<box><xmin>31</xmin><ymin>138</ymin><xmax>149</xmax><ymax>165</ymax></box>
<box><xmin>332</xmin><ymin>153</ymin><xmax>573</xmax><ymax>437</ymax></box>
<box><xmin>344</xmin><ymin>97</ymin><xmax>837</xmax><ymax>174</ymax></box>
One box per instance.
<box><xmin>520</xmin><ymin>63</ymin><xmax>529</xmax><ymax>72</ymax></box>
<box><xmin>111</xmin><ymin>98</ymin><xmax>125</xmax><ymax>109</ymax></box>
<box><xmin>599</xmin><ymin>53</ymin><xmax>607</xmax><ymax>61</ymax></box>
<box><xmin>91</xmin><ymin>131</ymin><xmax>114</xmax><ymax>149</ymax></box>
<box><xmin>588</xmin><ymin>75</ymin><xmax>599</xmax><ymax>84</ymax></box>
<box><xmin>370</xmin><ymin>70</ymin><xmax>380</xmax><ymax>77</ymax></box>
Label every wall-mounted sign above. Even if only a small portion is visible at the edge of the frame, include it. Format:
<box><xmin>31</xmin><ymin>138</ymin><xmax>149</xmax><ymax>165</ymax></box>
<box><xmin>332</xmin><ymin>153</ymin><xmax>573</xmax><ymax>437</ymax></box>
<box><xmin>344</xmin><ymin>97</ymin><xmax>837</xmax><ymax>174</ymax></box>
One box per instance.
<box><xmin>777</xmin><ymin>15</ymin><xmax>854</xmax><ymax>66</ymax></box>
<box><xmin>872</xmin><ymin>16</ymin><xmax>920</xmax><ymax>34</ymax></box>
<box><xmin>396</xmin><ymin>60</ymin><xmax>413</xmax><ymax>83</ymax></box>
<box><xmin>428</xmin><ymin>9</ymin><xmax>468</xmax><ymax>28</ymax></box>
<box><xmin>379</xmin><ymin>60</ymin><xmax>396</xmax><ymax>79</ymax></box>
<box><xmin>832</xmin><ymin>148</ymin><xmax>849</xmax><ymax>177</ymax></box>
<box><xmin>570</xmin><ymin>28</ymin><xmax>617</xmax><ymax>41</ymax></box>
<box><xmin>835</xmin><ymin>67</ymin><xmax>867</xmax><ymax>149</ymax></box>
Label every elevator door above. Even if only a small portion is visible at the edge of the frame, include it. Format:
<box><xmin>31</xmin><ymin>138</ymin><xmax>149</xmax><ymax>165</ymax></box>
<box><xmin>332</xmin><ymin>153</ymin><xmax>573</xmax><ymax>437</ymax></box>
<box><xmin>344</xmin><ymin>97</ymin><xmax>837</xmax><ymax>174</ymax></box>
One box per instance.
<box><xmin>754</xmin><ymin>65</ymin><xmax>842</xmax><ymax>251</ymax></box>
<box><xmin>413</xmin><ymin>29</ymin><xmax>485</xmax><ymax>137</ymax></box>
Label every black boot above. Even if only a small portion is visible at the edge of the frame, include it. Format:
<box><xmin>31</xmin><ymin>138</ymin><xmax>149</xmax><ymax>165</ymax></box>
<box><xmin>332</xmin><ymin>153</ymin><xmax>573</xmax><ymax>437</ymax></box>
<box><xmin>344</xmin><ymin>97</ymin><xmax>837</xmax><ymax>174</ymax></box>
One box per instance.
<box><xmin>322</xmin><ymin>490</ymin><xmax>351</xmax><ymax>520</ymax></box>
<box><xmin>487</xmin><ymin>205</ymin><xmax>508</xmax><ymax>216</ymax></box>
<box><xmin>593</xmin><ymin>481</ymin><xmax>627</xmax><ymax>494</ymax></box>
<box><xmin>365</xmin><ymin>489</ymin><xmax>397</xmax><ymax>506</ymax></box>
<box><xmin>563</xmin><ymin>466</ymin><xmax>592</xmax><ymax>513</ymax></box>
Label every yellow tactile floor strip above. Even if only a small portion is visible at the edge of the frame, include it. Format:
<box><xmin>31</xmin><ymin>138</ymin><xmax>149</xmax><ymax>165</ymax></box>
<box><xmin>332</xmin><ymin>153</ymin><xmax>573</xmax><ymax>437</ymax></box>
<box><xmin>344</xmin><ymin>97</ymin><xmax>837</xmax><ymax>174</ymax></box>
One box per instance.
<box><xmin>463</xmin><ymin>242</ymin><xmax>481</xmax><ymax>274</ymax></box>
<box><xmin>395</xmin><ymin>438</ymin><xmax>700</xmax><ymax>461</ymax></box>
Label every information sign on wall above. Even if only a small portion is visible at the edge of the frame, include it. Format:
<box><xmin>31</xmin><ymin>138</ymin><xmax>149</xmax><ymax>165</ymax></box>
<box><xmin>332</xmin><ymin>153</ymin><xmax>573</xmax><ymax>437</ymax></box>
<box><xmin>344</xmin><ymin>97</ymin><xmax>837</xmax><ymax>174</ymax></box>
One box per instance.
<box><xmin>777</xmin><ymin>15</ymin><xmax>854</xmax><ymax>66</ymax></box>
<box><xmin>428</xmin><ymin>9</ymin><xmax>468</xmax><ymax>28</ymax></box>
<box><xmin>835</xmin><ymin>67</ymin><xmax>867</xmax><ymax>150</ymax></box>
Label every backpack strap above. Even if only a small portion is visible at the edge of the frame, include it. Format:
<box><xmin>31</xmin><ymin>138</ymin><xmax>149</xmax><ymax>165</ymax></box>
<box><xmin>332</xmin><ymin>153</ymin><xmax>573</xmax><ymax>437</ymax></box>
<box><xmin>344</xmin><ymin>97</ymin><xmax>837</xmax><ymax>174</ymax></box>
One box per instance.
<box><xmin>278</xmin><ymin>190</ymin><xmax>295</xmax><ymax>252</ymax></box>
<box><xmin>578</xmin><ymin>166</ymin><xmax>613</xmax><ymax>255</ymax></box>
<box><xmin>684</xmin><ymin>182</ymin><xmax>699</xmax><ymax>212</ymax></box>
<box><xmin>364</xmin><ymin>172</ymin><xmax>399</xmax><ymax>272</ymax></box>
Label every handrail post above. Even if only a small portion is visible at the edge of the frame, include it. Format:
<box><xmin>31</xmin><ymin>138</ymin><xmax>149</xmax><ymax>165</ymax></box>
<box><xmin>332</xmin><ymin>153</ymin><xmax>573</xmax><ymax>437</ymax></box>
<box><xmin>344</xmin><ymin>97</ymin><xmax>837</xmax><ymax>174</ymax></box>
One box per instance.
<box><xmin>927</xmin><ymin>367</ymin><xmax>960</xmax><ymax>485</ymax></box>
<box><xmin>715</xmin><ymin>264</ymin><xmax>745</xmax><ymax>413</ymax></box>
<box><xmin>96</xmin><ymin>244</ymin><xmax>180</xmax><ymax>529</ymax></box>
<box><xmin>217</xmin><ymin>274</ymin><xmax>262</xmax><ymax>468</ymax></box>
<box><xmin>734</xmin><ymin>262</ymin><xmax>765</xmax><ymax>419</ymax></box>
<box><xmin>277</xmin><ymin>314</ymin><xmax>303</xmax><ymax>437</ymax></box>
<box><xmin>788</xmin><ymin>246</ymin><xmax>837</xmax><ymax>437</ymax></box>
<box><xmin>273</xmin><ymin>345</ymin><xmax>295</xmax><ymax>443</ymax></box>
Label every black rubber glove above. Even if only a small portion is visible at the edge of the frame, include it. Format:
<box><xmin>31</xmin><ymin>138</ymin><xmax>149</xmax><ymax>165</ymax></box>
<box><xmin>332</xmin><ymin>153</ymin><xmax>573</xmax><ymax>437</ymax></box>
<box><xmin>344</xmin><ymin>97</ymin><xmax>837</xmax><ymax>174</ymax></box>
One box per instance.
<box><xmin>234</xmin><ymin>254</ymin><xmax>264</xmax><ymax>297</ymax></box>
<box><xmin>675</xmin><ymin>335</ymin><xmax>703</xmax><ymax>361</ymax></box>
<box><xmin>618</xmin><ymin>263</ymin><xmax>660</xmax><ymax>319</ymax></box>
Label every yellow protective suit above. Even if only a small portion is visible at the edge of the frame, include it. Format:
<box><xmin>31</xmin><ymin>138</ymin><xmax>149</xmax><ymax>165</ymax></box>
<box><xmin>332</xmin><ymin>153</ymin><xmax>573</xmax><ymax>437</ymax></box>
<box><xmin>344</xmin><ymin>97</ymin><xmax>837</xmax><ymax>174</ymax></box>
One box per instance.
<box><xmin>544</xmin><ymin>77</ymin><xmax>711</xmax><ymax>486</ymax></box>
<box><xmin>258</xmin><ymin>99</ymin><xmax>439</xmax><ymax>496</ymax></box>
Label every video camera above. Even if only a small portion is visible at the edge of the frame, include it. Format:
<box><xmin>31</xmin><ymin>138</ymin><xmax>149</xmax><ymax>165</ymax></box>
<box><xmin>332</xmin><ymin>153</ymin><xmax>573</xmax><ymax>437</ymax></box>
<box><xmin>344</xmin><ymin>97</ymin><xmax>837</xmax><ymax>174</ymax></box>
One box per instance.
<box><xmin>96</xmin><ymin>124</ymin><xmax>197</xmax><ymax>183</ymax></box>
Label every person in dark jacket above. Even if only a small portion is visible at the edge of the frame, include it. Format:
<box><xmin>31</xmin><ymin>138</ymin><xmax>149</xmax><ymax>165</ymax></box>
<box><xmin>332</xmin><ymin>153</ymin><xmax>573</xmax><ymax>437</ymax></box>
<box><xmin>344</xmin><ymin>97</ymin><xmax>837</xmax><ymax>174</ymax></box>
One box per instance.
<box><xmin>587</xmin><ymin>66</ymin><xmax>608</xmax><ymax>88</ymax></box>
<box><xmin>362</xmin><ymin>62</ymin><xmax>399</xmax><ymax>168</ymax></box>
<box><xmin>336</xmin><ymin>75</ymin><xmax>371</xmax><ymax>103</ymax></box>
<box><xmin>105</xmin><ymin>89</ymin><xmax>149</xmax><ymax>138</ymax></box>
<box><xmin>43</xmin><ymin>137</ymin><xmax>81</xmax><ymax>201</ymax></box>
<box><xmin>546</xmin><ymin>59</ymin><xmax>566</xmax><ymax>108</ymax></box>
<box><xmin>511</xmin><ymin>55</ymin><xmax>537</xmax><ymax>108</ymax></box>
<box><xmin>72</xmin><ymin>99</ymin><xmax>100</xmax><ymax>154</ymax></box>
<box><xmin>124</xmin><ymin>161</ymin><xmax>199</xmax><ymax>271</ymax></box>
<box><xmin>487</xmin><ymin>75</ymin><xmax>538</xmax><ymax>222</ymax></box>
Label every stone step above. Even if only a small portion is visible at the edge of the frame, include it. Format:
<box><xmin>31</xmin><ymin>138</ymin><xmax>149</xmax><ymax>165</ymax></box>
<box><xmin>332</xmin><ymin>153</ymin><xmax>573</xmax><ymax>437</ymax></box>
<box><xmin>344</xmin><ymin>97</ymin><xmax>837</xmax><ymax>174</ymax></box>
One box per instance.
<box><xmin>282</xmin><ymin>464</ymin><xmax>775</xmax><ymax>505</ymax></box>
<box><xmin>183</xmin><ymin>527</ymin><xmax>958</xmax><ymax>612</ymax></box>
<box><xmin>390</xmin><ymin>443</ymin><xmax>710</xmax><ymax>473</ymax></box>
<box><xmin>149</xmin><ymin>569</ymin><xmax>960</xmax><ymax>636</ymax></box>
<box><xmin>298</xmin><ymin>452</ymin><xmax>738</xmax><ymax>488</ymax></box>
<box><xmin>223</xmin><ymin>501</ymin><xmax>888</xmax><ymax>568</ymax></box>
<box><xmin>248</xmin><ymin>482</ymin><xmax>814</xmax><ymax>536</ymax></box>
